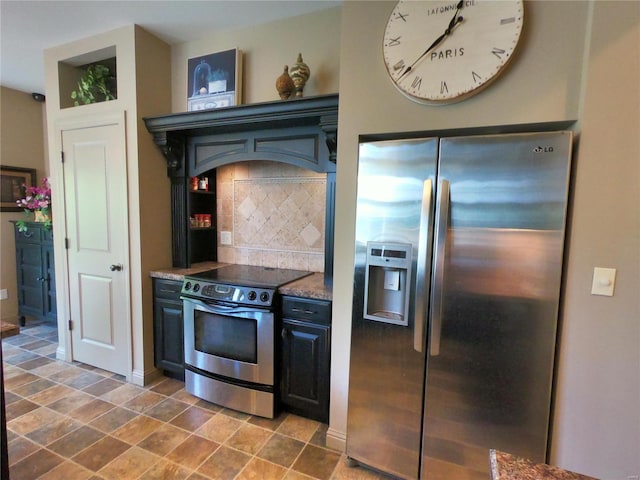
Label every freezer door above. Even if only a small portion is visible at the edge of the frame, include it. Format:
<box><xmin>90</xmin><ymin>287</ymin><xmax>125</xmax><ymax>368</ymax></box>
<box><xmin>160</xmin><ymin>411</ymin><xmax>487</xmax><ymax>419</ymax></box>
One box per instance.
<box><xmin>421</xmin><ymin>131</ymin><xmax>572</xmax><ymax>479</ymax></box>
<box><xmin>347</xmin><ymin>138</ymin><xmax>438</xmax><ymax>480</ymax></box>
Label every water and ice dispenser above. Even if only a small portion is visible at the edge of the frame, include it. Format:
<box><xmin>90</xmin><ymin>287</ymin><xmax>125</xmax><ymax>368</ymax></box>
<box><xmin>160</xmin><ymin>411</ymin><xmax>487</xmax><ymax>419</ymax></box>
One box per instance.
<box><xmin>363</xmin><ymin>242</ymin><xmax>412</xmax><ymax>326</ymax></box>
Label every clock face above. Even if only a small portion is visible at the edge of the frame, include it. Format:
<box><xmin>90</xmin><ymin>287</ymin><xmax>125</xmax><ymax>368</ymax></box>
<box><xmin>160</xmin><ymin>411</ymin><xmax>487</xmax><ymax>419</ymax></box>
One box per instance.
<box><xmin>383</xmin><ymin>0</ymin><xmax>524</xmax><ymax>104</ymax></box>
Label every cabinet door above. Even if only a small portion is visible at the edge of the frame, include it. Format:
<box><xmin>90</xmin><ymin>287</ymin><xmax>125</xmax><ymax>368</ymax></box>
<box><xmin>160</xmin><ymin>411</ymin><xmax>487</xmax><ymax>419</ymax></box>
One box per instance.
<box><xmin>43</xmin><ymin>244</ymin><xmax>57</xmax><ymax>321</ymax></box>
<box><xmin>281</xmin><ymin>318</ymin><xmax>330</xmax><ymax>423</ymax></box>
<box><xmin>153</xmin><ymin>298</ymin><xmax>185</xmax><ymax>380</ymax></box>
<box><xmin>16</xmin><ymin>243</ymin><xmax>44</xmax><ymax>318</ymax></box>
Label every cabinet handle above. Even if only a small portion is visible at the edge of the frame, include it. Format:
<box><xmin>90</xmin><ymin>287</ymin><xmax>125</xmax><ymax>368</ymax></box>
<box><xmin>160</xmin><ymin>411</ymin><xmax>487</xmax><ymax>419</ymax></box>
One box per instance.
<box><xmin>281</xmin><ymin>327</ymin><xmax>287</xmax><ymax>339</ymax></box>
<box><xmin>291</xmin><ymin>307</ymin><xmax>316</xmax><ymax>315</ymax></box>
<box><xmin>21</xmin><ymin>231</ymin><xmax>34</xmax><ymax>238</ymax></box>
<box><xmin>110</xmin><ymin>264</ymin><xmax>123</xmax><ymax>272</ymax></box>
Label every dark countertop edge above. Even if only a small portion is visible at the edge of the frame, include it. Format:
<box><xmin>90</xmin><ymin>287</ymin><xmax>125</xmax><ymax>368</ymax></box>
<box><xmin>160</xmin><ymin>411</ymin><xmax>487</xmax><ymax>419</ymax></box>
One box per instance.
<box><xmin>149</xmin><ymin>262</ymin><xmax>229</xmax><ymax>281</ymax></box>
<box><xmin>150</xmin><ymin>265</ymin><xmax>332</xmax><ymax>301</ymax></box>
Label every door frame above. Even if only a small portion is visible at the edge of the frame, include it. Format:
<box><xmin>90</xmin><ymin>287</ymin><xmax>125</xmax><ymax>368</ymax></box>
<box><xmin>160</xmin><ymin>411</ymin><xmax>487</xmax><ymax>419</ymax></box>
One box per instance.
<box><xmin>50</xmin><ymin>111</ymin><xmax>133</xmax><ymax>382</ymax></box>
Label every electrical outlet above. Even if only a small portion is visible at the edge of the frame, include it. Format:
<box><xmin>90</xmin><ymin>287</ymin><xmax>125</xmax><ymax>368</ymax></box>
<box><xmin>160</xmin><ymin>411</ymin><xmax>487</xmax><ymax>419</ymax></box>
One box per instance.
<box><xmin>220</xmin><ymin>231</ymin><xmax>232</xmax><ymax>245</ymax></box>
<box><xmin>0</xmin><ymin>289</ymin><xmax>8</xmax><ymax>300</ymax></box>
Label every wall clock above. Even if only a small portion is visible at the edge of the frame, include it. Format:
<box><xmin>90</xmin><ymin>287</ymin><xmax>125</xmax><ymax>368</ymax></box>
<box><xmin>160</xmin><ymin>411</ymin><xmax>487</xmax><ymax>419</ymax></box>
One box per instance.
<box><xmin>383</xmin><ymin>0</ymin><xmax>524</xmax><ymax>105</ymax></box>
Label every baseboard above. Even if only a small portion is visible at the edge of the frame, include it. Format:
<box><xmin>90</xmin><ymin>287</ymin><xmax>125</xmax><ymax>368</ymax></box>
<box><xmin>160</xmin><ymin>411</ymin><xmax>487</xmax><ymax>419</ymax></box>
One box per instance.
<box><xmin>131</xmin><ymin>367</ymin><xmax>162</xmax><ymax>387</ymax></box>
<box><xmin>326</xmin><ymin>427</ymin><xmax>347</xmax><ymax>452</ymax></box>
<box><xmin>55</xmin><ymin>345</ymin><xmax>66</xmax><ymax>361</ymax></box>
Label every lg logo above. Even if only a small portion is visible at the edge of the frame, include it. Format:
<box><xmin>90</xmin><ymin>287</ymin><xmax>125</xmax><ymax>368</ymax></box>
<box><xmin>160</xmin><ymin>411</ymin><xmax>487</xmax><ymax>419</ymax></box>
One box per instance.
<box><xmin>534</xmin><ymin>146</ymin><xmax>555</xmax><ymax>153</ymax></box>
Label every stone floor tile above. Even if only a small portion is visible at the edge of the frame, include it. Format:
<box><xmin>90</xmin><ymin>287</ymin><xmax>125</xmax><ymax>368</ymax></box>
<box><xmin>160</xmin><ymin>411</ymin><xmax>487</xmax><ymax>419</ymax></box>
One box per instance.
<box><xmin>89</xmin><ymin>406</ymin><xmax>138</xmax><ymax>433</ymax></box>
<box><xmin>5</xmin><ymin>398</ymin><xmax>39</xmax><ymax>420</ymax></box>
<box><xmin>48</xmin><ymin>425</ymin><xmax>104</xmax><ymax>458</ymax></box>
<box><xmin>7</xmin><ymin>405</ymin><xmax>61</xmax><ymax>435</ymax></box>
<box><xmin>291</xmin><ymin>444</ymin><xmax>341</xmax><ymax>480</ymax></box>
<box><xmin>11</xmin><ymin>377</ymin><xmax>55</xmax><ymax>397</ymax></box>
<box><xmin>121</xmin><ymin>389</ymin><xmax>165</xmax><ymax>413</ymax></box>
<box><xmin>69</xmin><ymin>398</ymin><xmax>116</xmax><ymax>423</ymax></box>
<box><xmin>47</xmin><ymin>389</ymin><xmax>94</xmax><ymax>414</ymax></box>
<box><xmin>145</xmin><ymin>397</ymin><xmax>190</xmax><ymax>422</ymax></box>
<box><xmin>16</xmin><ymin>355</ymin><xmax>54</xmax><ymax>370</ymax></box>
<box><xmin>196</xmin><ymin>412</ymin><xmax>243</xmax><ymax>443</ymax></box>
<box><xmin>7</xmin><ymin>436</ymin><xmax>40</xmax><ymax>465</ymax></box>
<box><xmin>99</xmin><ymin>383</ymin><xmax>146</xmax><ymax>405</ymax></box>
<box><xmin>166</xmin><ymin>434</ymin><xmax>219</xmax><ymax>470</ymax></box>
<box><xmin>97</xmin><ymin>446</ymin><xmax>158</xmax><ymax>479</ymax></box>
<box><xmin>39</xmin><ymin>460</ymin><xmax>94</xmax><ymax>480</ymax></box>
<box><xmin>26</xmin><ymin>417</ymin><xmax>82</xmax><ymax>446</ymax></box>
<box><xmin>137</xmin><ymin>423</ymin><xmax>191</xmax><ymax>456</ymax></box>
<box><xmin>28</xmin><ymin>383</ymin><xmax>75</xmax><ymax>406</ymax></box>
<box><xmin>226</xmin><ymin>423</ymin><xmax>273</xmax><ymax>455</ymax></box>
<box><xmin>257</xmin><ymin>433</ymin><xmax>306</xmax><ymax>468</ymax></box>
<box><xmin>197</xmin><ymin>445</ymin><xmax>251</xmax><ymax>479</ymax></box>
<box><xmin>239</xmin><ymin>456</ymin><xmax>288</xmax><ymax>480</ymax></box>
<box><xmin>82</xmin><ymin>377</ymin><xmax>124</xmax><ymax>397</ymax></box>
<box><xmin>9</xmin><ymin>448</ymin><xmax>64</xmax><ymax>479</ymax></box>
<box><xmin>277</xmin><ymin>414</ymin><xmax>321</xmax><ymax>443</ymax></box>
<box><xmin>112</xmin><ymin>414</ymin><xmax>163</xmax><ymax>445</ymax></box>
<box><xmin>170</xmin><ymin>405</ymin><xmax>215</xmax><ymax>432</ymax></box>
<box><xmin>150</xmin><ymin>377</ymin><xmax>185</xmax><ymax>396</ymax></box>
<box><xmin>143</xmin><ymin>459</ymin><xmax>192</xmax><ymax>480</ymax></box>
<box><xmin>72</xmin><ymin>435</ymin><xmax>131</xmax><ymax>472</ymax></box>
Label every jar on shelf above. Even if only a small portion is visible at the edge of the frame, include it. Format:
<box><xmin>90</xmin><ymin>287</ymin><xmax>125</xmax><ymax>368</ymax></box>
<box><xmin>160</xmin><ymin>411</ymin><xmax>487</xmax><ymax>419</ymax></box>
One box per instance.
<box><xmin>198</xmin><ymin>177</ymin><xmax>208</xmax><ymax>191</ymax></box>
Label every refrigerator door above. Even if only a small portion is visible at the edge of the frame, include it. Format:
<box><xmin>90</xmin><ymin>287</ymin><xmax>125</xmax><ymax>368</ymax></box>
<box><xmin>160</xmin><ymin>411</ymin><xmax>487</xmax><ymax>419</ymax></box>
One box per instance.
<box><xmin>347</xmin><ymin>138</ymin><xmax>438</xmax><ymax>480</ymax></box>
<box><xmin>421</xmin><ymin>131</ymin><xmax>572</xmax><ymax>479</ymax></box>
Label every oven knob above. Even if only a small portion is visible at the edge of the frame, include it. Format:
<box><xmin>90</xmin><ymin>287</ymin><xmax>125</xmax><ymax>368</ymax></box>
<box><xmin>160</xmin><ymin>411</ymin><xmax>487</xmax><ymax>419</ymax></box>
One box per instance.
<box><xmin>193</xmin><ymin>283</ymin><xmax>200</xmax><ymax>292</ymax></box>
<box><xmin>184</xmin><ymin>282</ymin><xmax>192</xmax><ymax>291</ymax></box>
<box><xmin>260</xmin><ymin>291</ymin><xmax>270</xmax><ymax>303</ymax></box>
<box><xmin>247</xmin><ymin>290</ymin><xmax>257</xmax><ymax>301</ymax></box>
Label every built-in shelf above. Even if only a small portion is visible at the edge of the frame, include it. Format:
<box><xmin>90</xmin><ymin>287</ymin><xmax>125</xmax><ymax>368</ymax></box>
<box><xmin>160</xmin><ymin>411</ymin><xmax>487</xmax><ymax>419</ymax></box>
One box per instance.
<box><xmin>58</xmin><ymin>46</ymin><xmax>117</xmax><ymax>109</ymax></box>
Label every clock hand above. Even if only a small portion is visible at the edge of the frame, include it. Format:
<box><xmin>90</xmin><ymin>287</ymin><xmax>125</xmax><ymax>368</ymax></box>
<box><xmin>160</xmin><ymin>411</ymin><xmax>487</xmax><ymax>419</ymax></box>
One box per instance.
<box><xmin>397</xmin><ymin>0</ymin><xmax>465</xmax><ymax>82</ymax></box>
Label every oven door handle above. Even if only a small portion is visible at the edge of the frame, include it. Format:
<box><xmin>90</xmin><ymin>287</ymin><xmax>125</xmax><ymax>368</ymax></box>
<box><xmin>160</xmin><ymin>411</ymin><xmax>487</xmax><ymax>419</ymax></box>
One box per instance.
<box><xmin>181</xmin><ymin>296</ymin><xmax>266</xmax><ymax>315</ymax></box>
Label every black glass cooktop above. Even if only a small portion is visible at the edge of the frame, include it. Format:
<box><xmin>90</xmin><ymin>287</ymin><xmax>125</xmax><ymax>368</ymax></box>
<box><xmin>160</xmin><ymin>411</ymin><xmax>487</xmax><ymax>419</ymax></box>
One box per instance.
<box><xmin>186</xmin><ymin>264</ymin><xmax>311</xmax><ymax>289</ymax></box>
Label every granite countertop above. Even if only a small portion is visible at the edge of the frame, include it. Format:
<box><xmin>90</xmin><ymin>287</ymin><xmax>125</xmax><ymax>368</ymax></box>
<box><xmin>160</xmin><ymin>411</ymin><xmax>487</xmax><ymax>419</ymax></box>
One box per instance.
<box><xmin>149</xmin><ymin>264</ymin><xmax>332</xmax><ymax>301</ymax></box>
<box><xmin>491</xmin><ymin>450</ymin><xmax>598</xmax><ymax>480</ymax></box>
<box><xmin>278</xmin><ymin>272</ymin><xmax>332</xmax><ymax>301</ymax></box>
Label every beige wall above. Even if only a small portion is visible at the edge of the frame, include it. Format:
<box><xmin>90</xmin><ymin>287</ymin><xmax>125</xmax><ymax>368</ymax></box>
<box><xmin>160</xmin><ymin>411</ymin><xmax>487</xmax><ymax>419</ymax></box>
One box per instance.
<box><xmin>0</xmin><ymin>86</ymin><xmax>47</xmax><ymax>323</ymax></box>
<box><xmin>171</xmin><ymin>7</ymin><xmax>341</xmax><ymax>110</ymax></box>
<box><xmin>333</xmin><ymin>1</ymin><xmax>638</xmax><ymax>478</ymax></box>
<box><xmin>552</xmin><ymin>2</ymin><xmax>640</xmax><ymax>477</ymax></box>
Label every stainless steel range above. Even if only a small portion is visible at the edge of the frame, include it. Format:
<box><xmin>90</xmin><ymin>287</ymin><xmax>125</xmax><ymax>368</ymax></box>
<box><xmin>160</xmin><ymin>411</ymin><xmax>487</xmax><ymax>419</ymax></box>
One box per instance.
<box><xmin>181</xmin><ymin>264</ymin><xmax>311</xmax><ymax>418</ymax></box>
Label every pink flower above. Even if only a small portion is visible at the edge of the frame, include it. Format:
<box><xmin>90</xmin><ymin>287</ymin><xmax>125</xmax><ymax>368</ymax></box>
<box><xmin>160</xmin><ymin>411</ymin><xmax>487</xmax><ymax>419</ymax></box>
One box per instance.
<box><xmin>16</xmin><ymin>177</ymin><xmax>51</xmax><ymax>212</ymax></box>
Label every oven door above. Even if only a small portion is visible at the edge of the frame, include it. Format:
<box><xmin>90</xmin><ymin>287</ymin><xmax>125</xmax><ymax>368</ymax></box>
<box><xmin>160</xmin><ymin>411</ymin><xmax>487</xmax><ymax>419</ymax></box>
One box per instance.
<box><xmin>183</xmin><ymin>297</ymin><xmax>274</xmax><ymax>385</ymax></box>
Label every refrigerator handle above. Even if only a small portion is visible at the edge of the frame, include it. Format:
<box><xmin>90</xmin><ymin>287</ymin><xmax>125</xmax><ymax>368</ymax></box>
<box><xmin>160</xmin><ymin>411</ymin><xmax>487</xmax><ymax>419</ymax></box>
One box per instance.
<box><xmin>414</xmin><ymin>178</ymin><xmax>433</xmax><ymax>353</ymax></box>
<box><xmin>430</xmin><ymin>179</ymin><xmax>450</xmax><ymax>357</ymax></box>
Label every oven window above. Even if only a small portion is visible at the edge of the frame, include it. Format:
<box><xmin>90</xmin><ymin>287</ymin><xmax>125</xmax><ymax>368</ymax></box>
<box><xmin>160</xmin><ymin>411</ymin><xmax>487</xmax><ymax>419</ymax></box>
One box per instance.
<box><xmin>194</xmin><ymin>310</ymin><xmax>257</xmax><ymax>363</ymax></box>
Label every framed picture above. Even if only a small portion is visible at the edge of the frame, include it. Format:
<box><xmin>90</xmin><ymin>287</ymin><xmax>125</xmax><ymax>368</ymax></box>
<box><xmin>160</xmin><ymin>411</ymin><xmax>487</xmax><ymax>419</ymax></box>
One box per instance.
<box><xmin>187</xmin><ymin>48</ymin><xmax>243</xmax><ymax>112</ymax></box>
<box><xmin>0</xmin><ymin>166</ymin><xmax>36</xmax><ymax>212</ymax></box>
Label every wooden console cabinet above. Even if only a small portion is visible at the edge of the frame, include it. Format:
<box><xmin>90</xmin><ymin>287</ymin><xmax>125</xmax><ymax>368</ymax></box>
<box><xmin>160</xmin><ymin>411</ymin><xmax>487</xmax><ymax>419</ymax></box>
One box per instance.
<box><xmin>13</xmin><ymin>222</ymin><xmax>57</xmax><ymax>326</ymax></box>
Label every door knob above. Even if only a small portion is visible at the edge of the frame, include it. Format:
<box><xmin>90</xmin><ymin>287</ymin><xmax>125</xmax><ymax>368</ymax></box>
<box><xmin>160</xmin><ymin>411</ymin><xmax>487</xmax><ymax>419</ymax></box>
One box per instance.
<box><xmin>110</xmin><ymin>264</ymin><xmax>123</xmax><ymax>272</ymax></box>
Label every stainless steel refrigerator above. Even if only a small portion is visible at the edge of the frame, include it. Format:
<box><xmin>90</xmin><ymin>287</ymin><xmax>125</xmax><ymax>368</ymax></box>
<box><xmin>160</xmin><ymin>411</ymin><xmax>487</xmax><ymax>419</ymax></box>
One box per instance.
<box><xmin>346</xmin><ymin>131</ymin><xmax>572</xmax><ymax>480</ymax></box>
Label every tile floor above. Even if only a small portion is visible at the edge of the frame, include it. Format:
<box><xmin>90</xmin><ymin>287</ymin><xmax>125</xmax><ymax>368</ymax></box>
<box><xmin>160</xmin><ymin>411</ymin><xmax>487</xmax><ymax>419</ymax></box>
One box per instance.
<box><xmin>2</xmin><ymin>320</ymin><xmax>388</xmax><ymax>480</ymax></box>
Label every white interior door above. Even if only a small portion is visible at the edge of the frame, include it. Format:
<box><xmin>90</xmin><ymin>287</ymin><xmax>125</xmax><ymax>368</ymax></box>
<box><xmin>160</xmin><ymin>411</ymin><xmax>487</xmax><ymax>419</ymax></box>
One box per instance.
<box><xmin>61</xmin><ymin>120</ymin><xmax>130</xmax><ymax>376</ymax></box>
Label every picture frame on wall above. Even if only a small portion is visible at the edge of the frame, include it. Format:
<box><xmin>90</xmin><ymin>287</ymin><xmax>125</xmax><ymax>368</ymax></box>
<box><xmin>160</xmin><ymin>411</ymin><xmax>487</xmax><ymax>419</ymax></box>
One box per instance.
<box><xmin>187</xmin><ymin>48</ymin><xmax>243</xmax><ymax>112</ymax></box>
<box><xmin>0</xmin><ymin>165</ymin><xmax>36</xmax><ymax>212</ymax></box>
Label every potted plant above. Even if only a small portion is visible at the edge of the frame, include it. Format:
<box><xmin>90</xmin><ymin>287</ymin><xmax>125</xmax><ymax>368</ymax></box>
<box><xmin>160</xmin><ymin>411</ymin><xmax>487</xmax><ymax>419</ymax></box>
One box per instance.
<box><xmin>15</xmin><ymin>177</ymin><xmax>52</xmax><ymax>232</ymax></box>
<box><xmin>71</xmin><ymin>64</ymin><xmax>116</xmax><ymax>106</ymax></box>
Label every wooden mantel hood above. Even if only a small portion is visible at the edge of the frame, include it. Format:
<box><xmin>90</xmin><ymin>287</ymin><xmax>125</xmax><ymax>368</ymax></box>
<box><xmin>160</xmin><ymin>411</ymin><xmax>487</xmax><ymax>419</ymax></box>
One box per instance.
<box><xmin>143</xmin><ymin>94</ymin><xmax>339</xmax><ymax>173</ymax></box>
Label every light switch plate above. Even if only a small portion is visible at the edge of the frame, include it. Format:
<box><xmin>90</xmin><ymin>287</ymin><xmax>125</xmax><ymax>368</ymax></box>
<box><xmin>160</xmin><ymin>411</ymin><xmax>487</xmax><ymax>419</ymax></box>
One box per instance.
<box><xmin>591</xmin><ymin>267</ymin><xmax>616</xmax><ymax>296</ymax></box>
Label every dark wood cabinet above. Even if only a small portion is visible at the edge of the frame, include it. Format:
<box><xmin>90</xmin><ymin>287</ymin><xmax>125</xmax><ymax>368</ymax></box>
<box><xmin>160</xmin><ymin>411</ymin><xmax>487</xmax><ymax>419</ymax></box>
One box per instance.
<box><xmin>144</xmin><ymin>94</ymin><xmax>338</xmax><ymax>272</ymax></box>
<box><xmin>13</xmin><ymin>222</ymin><xmax>57</xmax><ymax>326</ymax></box>
<box><xmin>152</xmin><ymin>278</ymin><xmax>185</xmax><ymax>380</ymax></box>
<box><xmin>187</xmin><ymin>173</ymin><xmax>217</xmax><ymax>265</ymax></box>
<box><xmin>280</xmin><ymin>296</ymin><xmax>331</xmax><ymax>423</ymax></box>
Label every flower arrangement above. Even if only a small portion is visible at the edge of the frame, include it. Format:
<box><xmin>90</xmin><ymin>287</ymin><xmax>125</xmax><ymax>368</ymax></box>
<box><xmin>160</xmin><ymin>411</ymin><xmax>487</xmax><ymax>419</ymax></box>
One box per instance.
<box><xmin>16</xmin><ymin>177</ymin><xmax>52</xmax><ymax>231</ymax></box>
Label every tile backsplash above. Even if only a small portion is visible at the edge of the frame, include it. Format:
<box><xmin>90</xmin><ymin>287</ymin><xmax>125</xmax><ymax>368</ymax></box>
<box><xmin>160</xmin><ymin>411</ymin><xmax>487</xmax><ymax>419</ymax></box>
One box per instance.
<box><xmin>216</xmin><ymin>161</ymin><xmax>326</xmax><ymax>272</ymax></box>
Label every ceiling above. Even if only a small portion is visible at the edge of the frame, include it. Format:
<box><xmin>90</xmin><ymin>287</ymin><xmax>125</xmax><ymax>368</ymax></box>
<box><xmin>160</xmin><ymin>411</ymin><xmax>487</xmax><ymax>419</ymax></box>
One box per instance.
<box><xmin>0</xmin><ymin>0</ymin><xmax>341</xmax><ymax>95</ymax></box>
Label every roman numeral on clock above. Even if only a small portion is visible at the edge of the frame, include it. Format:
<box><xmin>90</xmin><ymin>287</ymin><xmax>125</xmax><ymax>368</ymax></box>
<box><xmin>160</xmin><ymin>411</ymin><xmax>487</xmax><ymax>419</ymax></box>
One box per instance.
<box><xmin>393</xmin><ymin>60</ymin><xmax>406</xmax><ymax>72</ymax></box>
<box><xmin>412</xmin><ymin>76</ymin><xmax>422</xmax><ymax>89</ymax></box>
<box><xmin>492</xmin><ymin>48</ymin><xmax>506</xmax><ymax>59</ymax></box>
<box><xmin>472</xmin><ymin>71</ymin><xmax>482</xmax><ymax>83</ymax></box>
<box><xmin>387</xmin><ymin>37</ymin><xmax>401</xmax><ymax>47</ymax></box>
<box><xmin>440</xmin><ymin>81</ymin><xmax>448</xmax><ymax>94</ymax></box>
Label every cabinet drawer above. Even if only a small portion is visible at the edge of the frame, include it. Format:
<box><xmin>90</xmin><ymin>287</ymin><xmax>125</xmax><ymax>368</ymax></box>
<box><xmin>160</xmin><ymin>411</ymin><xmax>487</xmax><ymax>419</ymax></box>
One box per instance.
<box><xmin>153</xmin><ymin>279</ymin><xmax>183</xmax><ymax>301</ymax></box>
<box><xmin>282</xmin><ymin>296</ymin><xmax>331</xmax><ymax>325</ymax></box>
<box><xmin>15</xmin><ymin>227</ymin><xmax>42</xmax><ymax>244</ymax></box>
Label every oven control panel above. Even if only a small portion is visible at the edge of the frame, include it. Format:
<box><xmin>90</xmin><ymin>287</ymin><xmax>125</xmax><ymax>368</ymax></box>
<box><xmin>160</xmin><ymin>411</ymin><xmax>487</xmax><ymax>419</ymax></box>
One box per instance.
<box><xmin>182</xmin><ymin>280</ymin><xmax>275</xmax><ymax>307</ymax></box>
